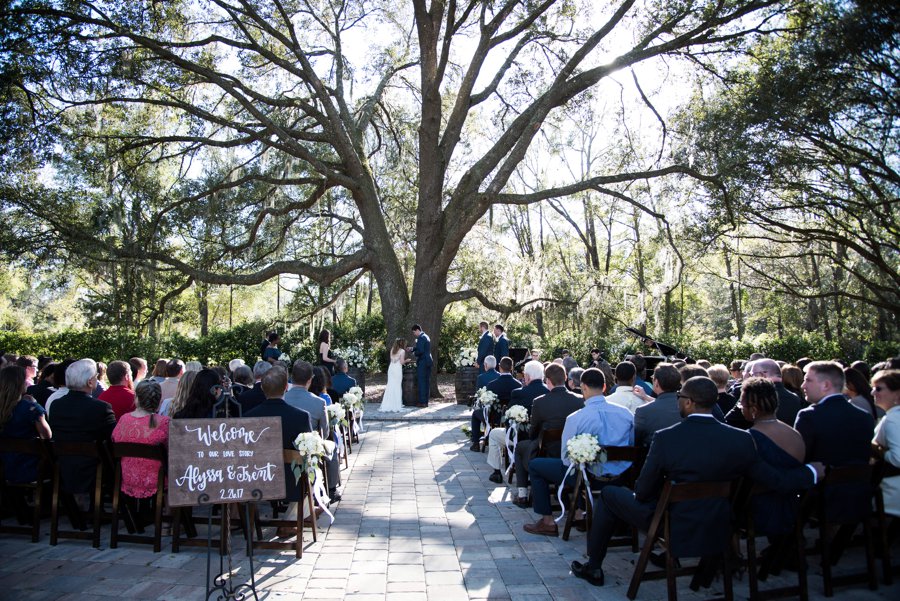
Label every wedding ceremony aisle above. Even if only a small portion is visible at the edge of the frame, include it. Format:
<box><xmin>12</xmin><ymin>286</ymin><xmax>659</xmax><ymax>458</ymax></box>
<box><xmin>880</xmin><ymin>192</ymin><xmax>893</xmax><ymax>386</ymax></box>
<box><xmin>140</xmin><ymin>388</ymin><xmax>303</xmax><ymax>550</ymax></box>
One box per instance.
<box><xmin>1</xmin><ymin>404</ymin><xmax>898</xmax><ymax>600</ymax></box>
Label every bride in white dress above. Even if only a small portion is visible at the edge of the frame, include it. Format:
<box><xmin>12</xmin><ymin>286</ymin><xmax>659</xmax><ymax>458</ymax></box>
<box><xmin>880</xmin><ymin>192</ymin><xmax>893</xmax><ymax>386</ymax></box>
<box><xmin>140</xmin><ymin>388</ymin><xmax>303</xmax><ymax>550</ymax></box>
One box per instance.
<box><xmin>379</xmin><ymin>338</ymin><xmax>408</xmax><ymax>412</ymax></box>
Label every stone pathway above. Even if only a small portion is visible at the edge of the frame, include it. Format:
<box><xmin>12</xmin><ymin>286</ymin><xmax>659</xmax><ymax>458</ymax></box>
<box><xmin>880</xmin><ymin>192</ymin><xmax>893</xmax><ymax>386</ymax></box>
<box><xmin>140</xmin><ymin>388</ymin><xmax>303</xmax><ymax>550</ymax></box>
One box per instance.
<box><xmin>1</xmin><ymin>414</ymin><xmax>897</xmax><ymax>600</ymax></box>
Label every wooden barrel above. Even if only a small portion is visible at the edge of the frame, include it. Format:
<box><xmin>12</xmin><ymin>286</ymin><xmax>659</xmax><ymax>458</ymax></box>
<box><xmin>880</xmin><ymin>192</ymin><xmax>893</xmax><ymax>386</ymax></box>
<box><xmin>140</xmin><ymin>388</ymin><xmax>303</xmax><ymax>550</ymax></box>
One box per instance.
<box><xmin>347</xmin><ymin>366</ymin><xmax>366</xmax><ymax>393</ymax></box>
<box><xmin>454</xmin><ymin>366</ymin><xmax>478</xmax><ymax>404</ymax></box>
<box><xmin>402</xmin><ymin>369</ymin><xmax>418</xmax><ymax>406</ymax></box>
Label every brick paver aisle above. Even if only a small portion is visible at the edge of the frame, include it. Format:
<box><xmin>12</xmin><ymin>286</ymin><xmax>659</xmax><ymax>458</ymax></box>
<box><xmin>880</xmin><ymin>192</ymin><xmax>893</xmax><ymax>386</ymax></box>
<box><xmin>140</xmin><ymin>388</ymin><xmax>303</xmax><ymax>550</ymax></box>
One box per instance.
<box><xmin>1</xmin><ymin>414</ymin><xmax>897</xmax><ymax>600</ymax></box>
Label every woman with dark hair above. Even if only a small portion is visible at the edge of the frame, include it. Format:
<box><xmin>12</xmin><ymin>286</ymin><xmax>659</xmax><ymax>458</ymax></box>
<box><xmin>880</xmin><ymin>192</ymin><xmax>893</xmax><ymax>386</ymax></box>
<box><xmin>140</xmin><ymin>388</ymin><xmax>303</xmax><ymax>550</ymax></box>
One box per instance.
<box><xmin>0</xmin><ymin>365</ymin><xmax>52</xmax><ymax>483</ymax></box>
<box><xmin>27</xmin><ymin>361</ymin><xmax>57</xmax><ymax>407</ymax></box>
<box><xmin>780</xmin><ymin>364</ymin><xmax>804</xmax><ymax>400</ymax></box>
<box><xmin>262</xmin><ymin>332</ymin><xmax>282</xmax><ymax>364</ymax></box>
<box><xmin>112</xmin><ymin>380</ymin><xmax>169</xmax><ymax>499</ymax></box>
<box><xmin>317</xmin><ymin>329</ymin><xmax>336</xmax><ymax>373</ymax></box>
<box><xmin>740</xmin><ymin>377</ymin><xmax>806</xmax><ymax>537</ymax></box>
<box><xmin>172</xmin><ymin>369</ymin><xmax>223</xmax><ymax>419</ymax></box>
<box><xmin>310</xmin><ymin>366</ymin><xmax>334</xmax><ymax>405</ymax></box>
<box><xmin>844</xmin><ymin>366</ymin><xmax>882</xmax><ymax>419</ymax></box>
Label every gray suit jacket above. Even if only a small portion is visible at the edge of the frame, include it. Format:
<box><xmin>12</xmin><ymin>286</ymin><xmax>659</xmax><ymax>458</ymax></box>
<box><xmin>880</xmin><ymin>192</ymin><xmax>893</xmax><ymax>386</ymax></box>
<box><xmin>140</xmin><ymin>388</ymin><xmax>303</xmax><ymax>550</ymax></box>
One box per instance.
<box><xmin>634</xmin><ymin>391</ymin><xmax>681</xmax><ymax>447</ymax></box>
<box><xmin>284</xmin><ymin>386</ymin><xmax>325</xmax><ymax>435</ymax></box>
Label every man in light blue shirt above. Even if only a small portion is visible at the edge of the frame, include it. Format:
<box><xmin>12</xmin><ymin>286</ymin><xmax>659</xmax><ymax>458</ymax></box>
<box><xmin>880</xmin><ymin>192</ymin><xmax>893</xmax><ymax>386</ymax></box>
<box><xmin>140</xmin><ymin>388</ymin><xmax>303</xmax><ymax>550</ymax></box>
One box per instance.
<box><xmin>524</xmin><ymin>368</ymin><xmax>634</xmax><ymax>537</ymax></box>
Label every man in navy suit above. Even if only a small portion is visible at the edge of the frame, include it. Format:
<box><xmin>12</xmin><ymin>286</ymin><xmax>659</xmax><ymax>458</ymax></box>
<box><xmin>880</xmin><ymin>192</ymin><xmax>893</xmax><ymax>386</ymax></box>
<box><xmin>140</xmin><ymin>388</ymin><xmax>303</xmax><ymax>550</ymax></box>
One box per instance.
<box><xmin>476</xmin><ymin>321</ymin><xmax>494</xmax><ymax>373</ymax></box>
<box><xmin>245</xmin><ymin>366</ymin><xmax>313</xmax><ymax>534</ymax></box>
<box><xmin>572</xmin><ymin>376</ymin><xmax>821</xmax><ymax>587</ymax></box>
<box><xmin>469</xmin><ymin>357</ymin><xmax>521</xmax><ymax>451</ymax></box>
<box><xmin>493</xmin><ymin>324</ymin><xmax>510</xmax><ymax>360</ymax></box>
<box><xmin>476</xmin><ymin>356</ymin><xmax>500</xmax><ymax>389</ymax></box>
<box><xmin>412</xmin><ymin>324</ymin><xmax>432</xmax><ymax>407</ymax></box>
<box><xmin>797</xmin><ymin>361</ymin><xmax>874</xmax><ymax>529</ymax></box>
<box><xmin>331</xmin><ymin>358</ymin><xmax>357</xmax><ymax>397</ymax></box>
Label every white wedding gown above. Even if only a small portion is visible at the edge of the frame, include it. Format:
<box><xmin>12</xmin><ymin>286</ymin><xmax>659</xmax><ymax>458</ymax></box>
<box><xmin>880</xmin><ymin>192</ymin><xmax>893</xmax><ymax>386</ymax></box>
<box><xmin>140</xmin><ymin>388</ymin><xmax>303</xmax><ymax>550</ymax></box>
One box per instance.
<box><xmin>379</xmin><ymin>351</ymin><xmax>406</xmax><ymax>412</ymax></box>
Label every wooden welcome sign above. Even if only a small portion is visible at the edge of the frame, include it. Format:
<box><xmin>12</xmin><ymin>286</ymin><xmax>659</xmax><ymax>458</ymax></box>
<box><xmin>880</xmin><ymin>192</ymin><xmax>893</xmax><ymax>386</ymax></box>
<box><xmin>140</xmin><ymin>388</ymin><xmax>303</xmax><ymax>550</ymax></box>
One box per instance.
<box><xmin>168</xmin><ymin>417</ymin><xmax>286</xmax><ymax>507</ymax></box>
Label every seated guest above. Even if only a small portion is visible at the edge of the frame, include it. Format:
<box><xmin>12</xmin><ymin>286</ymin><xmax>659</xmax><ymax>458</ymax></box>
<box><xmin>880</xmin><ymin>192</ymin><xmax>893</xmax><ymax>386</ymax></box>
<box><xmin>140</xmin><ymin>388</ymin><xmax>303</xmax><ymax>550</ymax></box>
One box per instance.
<box><xmin>285</xmin><ymin>361</ymin><xmax>325</xmax><ymax>434</ymax></box>
<box><xmin>16</xmin><ymin>355</ymin><xmax>38</xmax><ymax>388</ymax></box>
<box><xmin>246</xmin><ymin>366</ymin><xmax>314</xmax><ymax>535</ymax></box>
<box><xmin>47</xmin><ymin>359</ymin><xmax>116</xmax><ymax>502</ymax></box>
<box><xmin>739</xmin><ymin>377</ymin><xmax>805</xmax><ymax>538</ymax></box>
<box><xmin>476</xmin><ymin>356</ymin><xmax>500</xmax><ymax>389</ymax></box>
<box><xmin>781</xmin><ymin>364</ymin><xmax>804</xmax><ymax>399</ymax></box>
<box><xmin>128</xmin><ymin>357</ymin><xmax>148</xmax><ymax>386</ymax></box>
<box><xmin>728</xmin><ymin>360</ymin><xmax>745</xmax><ymax>397</ymax></box>
<box><xmin>844</xmin><ymin>366</ymin><xmax>881</xmax><ymax>419</ymax></box>
<box><xmin>629</xmin><ymin>354</ymin><xmax>655</xmax><ymax>397</ymax></box>
<box><xmin>707</xmin><ymin>364</ymin><xmax>737</xmax><ymax>415</ymax></box>
<box><xmin>524</xmin><ymin>368</ymin><xmax>633</xmax><ymax>536</ymax></box>
<box><xmin>236</xmin><ymin>361</ymin><xmax>271</xmax><ymax>415</ymax></box>
<box><xmin>172</xmin><ymin>369</ymin><xmax>225</xmax><ymax>419</ymax></box>
<box><xmin>851</xmin><ymin>360</ymin><xmax>871</xmax><ymax>382</ymax></box>
<box><xmin>44</xmin><ymin>358</ymin><xmax>76</xmax><ymax>414</ymax></box>
<box><xmin>606</xmin><ymin>361</ymin><xmax>645</xmax><ymax>413</ymax></box>
<box><xmin>331</xmin><ymin>359</ymin><xmax>356</xmax><ymax>397</ymax></box>
<box><xmin>797</xmin><ymin>361</ymin><xmax>875</xmax><ymax>523</ymax></box>
<box><xmin>515</xmin><ymin>349</ymin><xmax>542</xmax><ymax>374</ymax></box>
<box><xmin>27</xmin><ymin>361</ymin><xmax>57</xmax><ymax>407</ymax></box>
<box><xmin>750</xmin><ymin>359</ymin><xmax>803</xmax><ymax>427</ymax></box>
<box><xmin>159</xmin><ymin>359</ymin><xmax>185</xmax><ymax>402</ymax></box>
<box><xmin>311</xmin><ymin>365</ymin><xmax>342</xmax><ymax>501</ymax></box>
<box><xmin>0</xmin><ymin>365</ymin><xmax>52</xmax><ymax>483</ymax></box>
<box><xmin>230</xmin><ymin>365</ymin><xmax>254</xmax><ymax>398</ymax></box>
<box><xmin>184</xmin><ymin>361</ymin><xmax>203</xmax><ymax>373</ymax></box>
<box><xmin>872</xmin><ymin>370</ymin><xmax>900</xmax><ymax>519</ymax></box>
<box><xmin>469</xmin><ymin>357</ymin><xmax>521</xmax><ymax>451</ymax></box>
<box><xmin>99</xmin><ymin>360</ymin><xmax>136</xmax><ymax>421</ymax></box>
<box><xmin>633</xmin><ymin>363</ymin><xmax>682</xmax><ymax>446</ymax></box>
<box><xmin>572</xmin><ymin>376</ymin><xmax>821</xmax><ymax>587</ymax></box>
<box><xmin>486</xmin><ymin>361</ymin><xmax>549</xmax><ymax>483</ymax></box>
<box><xmin>150</xmin><ymin>359</ymin><xmax>168</xmax><ymax>383</ymax></box>
<box><xmin>512</xmin><ymin>363</ymin><xmax>583</xmax><ymax>507</ymax></box>
<box><xmin>567</xmin><ymin>367</ymin><xmax>584</xmax><ymax>395</ymax></box>
<box><xmin>588</xmin><ymin>349</ymin><xmax>615</xmax><ymax>392</ymax></box>
<box><xmin>159</xmin><ymin>370</ymin><xmax>197</xmax><ymax>418</ymax></box>
<box><xmin>92</xmin><ymin>361</ymin><xmax>107</xmax><ymax>398</ymax></box>
<box><xmin>111</xmin><ymin>380</ymin><xmax>169</xmax><ymax>499</ymax></box>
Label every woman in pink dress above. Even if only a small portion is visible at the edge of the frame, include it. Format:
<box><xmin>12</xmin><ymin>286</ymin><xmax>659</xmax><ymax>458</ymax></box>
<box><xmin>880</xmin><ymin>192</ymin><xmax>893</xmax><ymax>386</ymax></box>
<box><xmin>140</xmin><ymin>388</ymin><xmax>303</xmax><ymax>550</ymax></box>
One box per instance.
<box><xmin>112</xmin><ymin>380</ymin><xmax>169</xmax><ymax>498</ymax></box>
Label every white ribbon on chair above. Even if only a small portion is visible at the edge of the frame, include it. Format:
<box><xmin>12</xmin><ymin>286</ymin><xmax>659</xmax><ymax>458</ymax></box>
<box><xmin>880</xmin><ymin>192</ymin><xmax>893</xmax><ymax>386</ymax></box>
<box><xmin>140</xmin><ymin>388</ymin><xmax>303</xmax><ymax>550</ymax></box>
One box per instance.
<box><xmin>554</xmin><ymin>463</ymin><xmax>595</xmax><ymax>524</ymax></box>
<box><xmin>353</xmin><ymin>410</ymin><xmax>363</xmax><ymax>435</ymax></box>
<box><xmin>310</xmin><ymin>464</ymin><xmax>335</xmax><ymax>525</ymax></box>
<box><xmin>482</xmin><ymin>406</ymin><xmax>491</xmax><ymax>441</ymax></box>
<box><xmin>504</xmin><ymin>425</ymin><xmax>518</xmax><ymax>479</ymax></box>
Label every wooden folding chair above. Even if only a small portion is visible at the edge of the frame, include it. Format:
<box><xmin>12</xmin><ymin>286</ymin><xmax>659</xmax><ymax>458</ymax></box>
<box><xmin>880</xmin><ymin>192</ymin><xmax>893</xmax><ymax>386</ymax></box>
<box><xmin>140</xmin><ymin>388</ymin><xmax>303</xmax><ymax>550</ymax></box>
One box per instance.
<box><xmin>49</xmin><ymin>440</ymin><xmax>108</xmax><ymax>548</ymax></box>
<box><xmin>0</xmin><ymin>437</ymin><xmax>52</xmax><ymax>542</ymax></box>
<box><xmin>740</xmin><ymin>482</ymin><xmax>809</xmax><ymax>601</ymax></box>
<box><xmin>812</xmin><ymin>464</ymin><xmax>878</xmax><ymax>597</ymax></box>
<box><xmin>872</xmin><ymin>452</ymin><xmax>899</xmax><ymax>585</ymax></box>
<box><xmin>562</xmin><ymin>445</ymin><xmax>647</xmax><ymax>551</ymax></box>
<box><xmin>535</xmin><ymin>428</ymin><xmax>563</xmax><ymax>458</ymax></box>
<box><xmin>248</xmin><ymin>449</ymin><xmax>319</xmax><ymax>558</ymax></box>
<box><xmin>627</xmin><ymin>480</ymin><xmax>736</xmax><ymax>601</ymax></box>
<box><xmin>109</xmin><ymin>442</ymin><xmax>168</xmax><ymax>553</ymax></box>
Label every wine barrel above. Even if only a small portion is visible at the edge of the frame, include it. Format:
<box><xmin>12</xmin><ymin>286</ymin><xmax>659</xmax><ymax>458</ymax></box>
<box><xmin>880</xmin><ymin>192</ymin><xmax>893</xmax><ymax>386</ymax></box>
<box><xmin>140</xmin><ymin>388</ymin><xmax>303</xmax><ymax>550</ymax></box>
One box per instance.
<box><xmin>402</xmin><ymin>369</ymin><xmax>418</xmax><ymax>406</ymax></box>
<box><xmin>454</xmin><ymin>365</ymin><xmax>478</xmax><ymax>405</ymax></box>
<box><xmin>347</xmin><ymin>366</ymin><xmax>366</xmax><ymax>393</ymax></box>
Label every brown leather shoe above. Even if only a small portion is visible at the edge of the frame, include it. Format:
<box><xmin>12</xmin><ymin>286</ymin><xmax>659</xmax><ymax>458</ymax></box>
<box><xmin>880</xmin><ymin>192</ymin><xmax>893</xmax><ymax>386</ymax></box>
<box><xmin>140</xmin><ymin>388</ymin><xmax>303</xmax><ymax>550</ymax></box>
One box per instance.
<box><xmin>276</xmin><ymin>526</ymin><xmax>296</xmax><ymax>538</ymax></box>
<box><xmin>523</xmin><ymin>520</ymin><xmax>558</xmax><ymax>537</ymax></box>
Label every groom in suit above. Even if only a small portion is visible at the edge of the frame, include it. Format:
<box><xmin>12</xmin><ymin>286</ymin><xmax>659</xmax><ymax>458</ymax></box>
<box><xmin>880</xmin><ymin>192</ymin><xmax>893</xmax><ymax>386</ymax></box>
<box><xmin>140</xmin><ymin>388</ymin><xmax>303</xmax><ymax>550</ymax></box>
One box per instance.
<box><xmin>412</xmin><ymin>325</ymin><xmax>432</xmax><ymax>407</ymax></box>
<box><xmin>476</xmin><ymin>321</ymin><xmax>494</xmax><ymax>373</ymax></box>
<box><xmin>494</xmin><ymin>324</ymin><xmax>510</xmax><ymax>359</ymax></box>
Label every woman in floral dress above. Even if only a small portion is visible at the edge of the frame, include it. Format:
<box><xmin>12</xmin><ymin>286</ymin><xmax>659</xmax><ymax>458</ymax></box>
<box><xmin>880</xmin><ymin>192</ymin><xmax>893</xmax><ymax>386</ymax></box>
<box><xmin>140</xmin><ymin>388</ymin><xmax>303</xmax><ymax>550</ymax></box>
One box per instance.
<box><xmin>112</xmin><ymin>380</ymin><xmax>169</xmax><ymax>499</ymax></box>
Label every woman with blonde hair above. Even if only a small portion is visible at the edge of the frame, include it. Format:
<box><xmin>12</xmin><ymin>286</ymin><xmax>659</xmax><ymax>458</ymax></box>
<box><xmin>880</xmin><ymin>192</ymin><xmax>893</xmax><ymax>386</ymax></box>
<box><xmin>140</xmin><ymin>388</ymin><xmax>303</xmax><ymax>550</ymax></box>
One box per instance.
<box><xmin>159</xmin><ymin>370</ymin><xmax>197</xmax><ymax>418</ymax></box>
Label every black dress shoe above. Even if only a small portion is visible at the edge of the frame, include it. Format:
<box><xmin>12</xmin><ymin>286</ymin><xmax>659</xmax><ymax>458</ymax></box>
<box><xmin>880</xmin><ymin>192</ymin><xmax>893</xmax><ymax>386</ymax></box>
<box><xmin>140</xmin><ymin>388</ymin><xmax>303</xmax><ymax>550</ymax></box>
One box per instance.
<box><xmin>489</xmin><ymin>471</ymin><xmax>503</xmax><ymax>483</ymax></box>
<box><xmin>571</xmin><ymin>560</ymin><xmax>604</xmax><ymax>586</ymax></box>
<box><xmin>469</xmin><ymin>442</ymin><xmax>481</xmax><ymax>452</ymax></box>
<box><xmin>329</xmin><ymin>489</ymin><xmax>342</xmax><ymax>502</ymax></box>
<box><xmin>512</xmin><ymin>495</ymin><xmax>531</xmax><ymax>508</ymax></box>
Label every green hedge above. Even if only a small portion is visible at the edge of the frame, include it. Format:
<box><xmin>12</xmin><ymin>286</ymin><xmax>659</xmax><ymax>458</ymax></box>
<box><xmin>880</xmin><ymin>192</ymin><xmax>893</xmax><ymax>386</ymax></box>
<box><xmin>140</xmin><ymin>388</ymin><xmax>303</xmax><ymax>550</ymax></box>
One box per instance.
<box><xmin>1</xmin><ymin>324</ymin><xmax>896</xmax><ymax>371</ymax></box>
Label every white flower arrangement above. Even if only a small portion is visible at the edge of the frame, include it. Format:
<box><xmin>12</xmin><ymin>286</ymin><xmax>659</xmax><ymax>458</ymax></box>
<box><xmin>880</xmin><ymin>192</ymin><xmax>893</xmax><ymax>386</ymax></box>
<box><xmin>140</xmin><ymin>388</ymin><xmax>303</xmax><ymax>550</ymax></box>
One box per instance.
<box><xmin>277</xmin><ymin>352</ymin><xmax>291</xmax><ymax>363</ymax></box>
<box><xmin>455</xmin><ymin>347</ymin><xmax>478</xmax><ymax>368</ymax></box>
<box><xmin>341</xmin><ymin>389</ymin><xmax>365</xmax><ymax>412</ymax></box>
<box><xmin>461</xmin><ymin>424</ymin><xmax>472</xmax><ymax>438</ymax></box>
<box><xmin>565</xmin><ymin>433</ymin><xmax>606</xmax><ymax>466</ymax></box>
<box><xmin>334</xmin><ymin>344</ymin><xmax>368</xmax><ymax>370</ymax></box>
<box><xmin>475</xmin><ymin>386</ymin><xmax>498</xmax><ymax>409</ymax></box>
<box><xmin>503</xmin><ymin>405</ymin><xmax>529</xmax><ymax>430</ymax></box>
<box><xmin>325</xmin><ymin>403</ymin><xmax>348</xmax><ymax>428</ymax></box>
<box><xmin>292</xmin><ymin>431</ymin><xmax>336</xmax><ymax>481</ymax></box>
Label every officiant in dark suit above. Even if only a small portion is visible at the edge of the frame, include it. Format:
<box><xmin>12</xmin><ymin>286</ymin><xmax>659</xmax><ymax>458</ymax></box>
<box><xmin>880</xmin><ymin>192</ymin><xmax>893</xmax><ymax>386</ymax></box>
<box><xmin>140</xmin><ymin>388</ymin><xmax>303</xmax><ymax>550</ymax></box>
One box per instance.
<box><xmin>493</xmin><ymin>324</ymin><xmax>510</xmax><ymax>359</ymax></box>
<box><xmin>476</xmin><ymin>321</ymin><xmax>494</xmax><ymax>373</ymax></box>
<box><xmin>412</xmin><ymin>325</ymin><xmax>432</xmax><ymax>407</ymax></box>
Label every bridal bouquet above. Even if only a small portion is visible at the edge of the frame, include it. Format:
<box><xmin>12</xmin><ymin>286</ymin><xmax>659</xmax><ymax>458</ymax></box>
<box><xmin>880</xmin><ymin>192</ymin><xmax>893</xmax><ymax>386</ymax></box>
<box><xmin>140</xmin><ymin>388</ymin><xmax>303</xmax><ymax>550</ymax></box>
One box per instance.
<box><xmin>503</xmin><ymin>405</ymin><xmax>529</xmax><ymax>430</ymax></box>
<box><xmin>325</xmin><ymin>403</ymin><xmax>348</xmax><ymax>428</ymax></box>
<box><xmin>565</xmin><ymin>433</ymin><xmax>607</xmax><ymax>466</ymax></box>
<box><xmin>455</xmin><ymin>347</ymin><xmax>478</xmax><ymax>369</ymax></box>
<box><xmin>475</xmin><ymin>387</ymin><xmax>498</xmax><ymax>409</ymax></box>
<box><xmin>335</xmin><ymin>344</ymin><xmax>368</xmax><ymax>370</ymax></box>
<box><xmin>277</xmin><ymin>352</ymin><xmax>291</xmax><ymax>363</ymax></box>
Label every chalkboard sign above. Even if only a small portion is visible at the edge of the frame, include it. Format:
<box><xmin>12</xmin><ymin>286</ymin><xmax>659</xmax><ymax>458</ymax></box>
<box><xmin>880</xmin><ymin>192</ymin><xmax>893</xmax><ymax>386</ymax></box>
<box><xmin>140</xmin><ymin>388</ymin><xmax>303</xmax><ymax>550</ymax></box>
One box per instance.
<box><xmin>168</xmin><ymin>417</ymin><xmax>286</xmax><ymax>507</ymax></box>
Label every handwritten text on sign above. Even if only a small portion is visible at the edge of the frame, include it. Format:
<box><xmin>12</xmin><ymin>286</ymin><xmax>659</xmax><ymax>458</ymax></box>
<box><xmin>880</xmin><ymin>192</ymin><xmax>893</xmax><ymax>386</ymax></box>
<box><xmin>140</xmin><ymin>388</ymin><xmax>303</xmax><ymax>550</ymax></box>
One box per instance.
<box><xmin>168</xmin><ymin>417</ymin><xmax>286</xmax><ymax>507</ymax></box>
